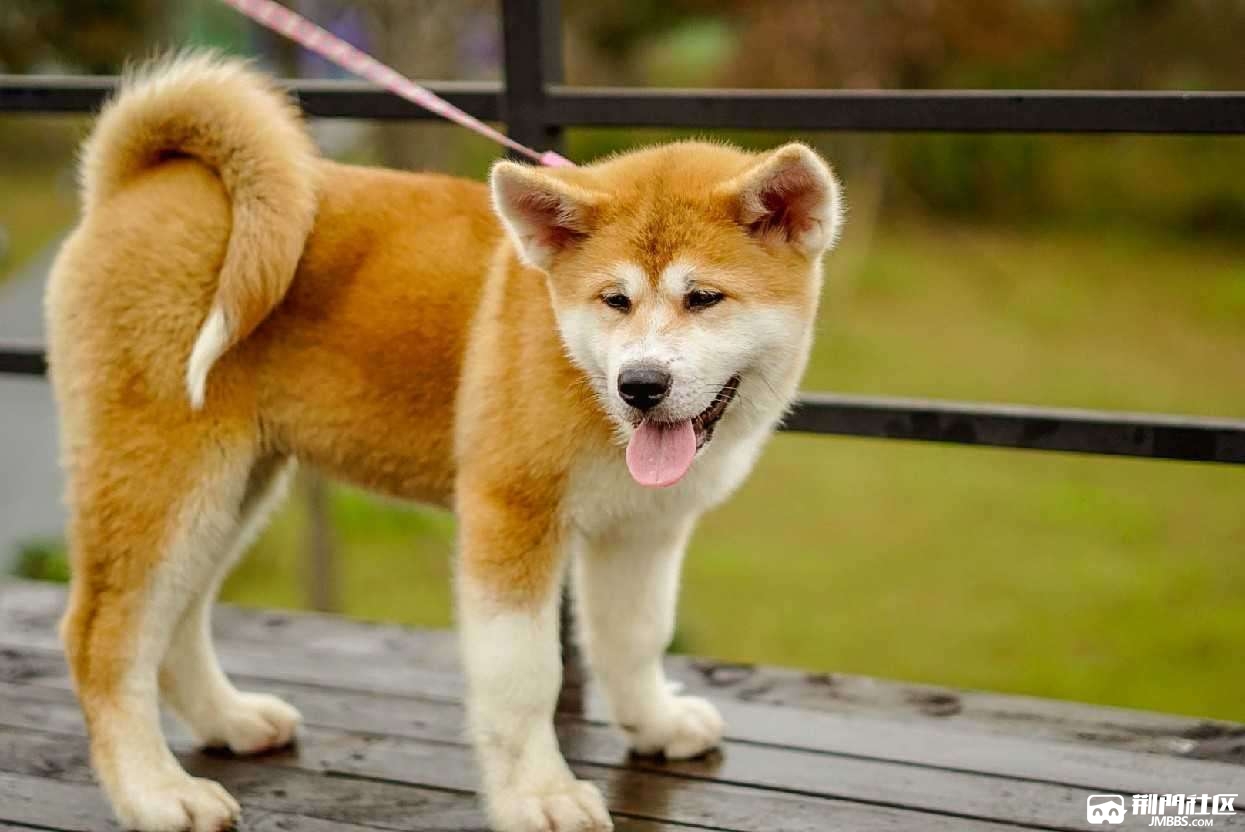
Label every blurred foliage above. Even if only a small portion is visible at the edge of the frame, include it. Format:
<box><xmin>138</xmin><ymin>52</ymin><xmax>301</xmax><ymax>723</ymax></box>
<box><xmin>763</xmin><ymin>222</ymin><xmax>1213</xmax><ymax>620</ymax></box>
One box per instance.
<box><xmin>3</xmin><ymin>0</ymin><xmax>1243</xmax><ymax>235</ymax></box>
<box><xmin>0</xmin><ymin>0</ymin><xmax>164</xmax><ymax>72</ymax></box>
<box><xmin>561</xmin><ymin>0</ymin><xmax>1245</xmax><ymax>237</ymax></box>
<box><xmin>0</xmin><ymin>143</ymin><xmax>79</xmax><ymax>283</ymax></box>
<box><xmin>566</xmin><ymin>0</ymin><xmax>1245</xmax><ymax>90</ymax></box>
<box><xmin>13</xmin><ymin>538</ymin><xmax>70</xmax><ymax>583</ymax></box>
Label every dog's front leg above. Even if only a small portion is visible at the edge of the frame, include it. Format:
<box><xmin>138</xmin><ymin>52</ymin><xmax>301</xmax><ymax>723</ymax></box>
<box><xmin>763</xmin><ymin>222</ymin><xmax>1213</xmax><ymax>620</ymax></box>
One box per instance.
<box><xmin>456</xmin><ymin>488</ymin><xmax>613</xmax><ymax>832</ymax></box>
<box><xmin>574</xmin><ymin>517</ymin><xmax>725</xmax><ymax>759</ymax></box>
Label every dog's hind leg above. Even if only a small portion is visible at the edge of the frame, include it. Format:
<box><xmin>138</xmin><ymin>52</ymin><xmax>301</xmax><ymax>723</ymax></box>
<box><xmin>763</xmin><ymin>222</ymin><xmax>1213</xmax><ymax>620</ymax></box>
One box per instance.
<box><xmin>159</xmin><ymin>455</ymin><xmax>301</xmax><ymax>755</ymax></box>
<box><xmin>60</xmin><ymin>428</ymin><xmax>262</xmax><ymax>832</ymax></box>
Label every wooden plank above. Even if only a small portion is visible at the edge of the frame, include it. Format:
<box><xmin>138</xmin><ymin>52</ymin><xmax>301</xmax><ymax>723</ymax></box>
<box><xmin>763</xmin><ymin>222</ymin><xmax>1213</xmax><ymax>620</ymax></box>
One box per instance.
<box><xmin>0</xmin><ymin>680</ymin><xmax>1101</xmax><ymax>830</ymax></box>
<box><xmin>0</xmin><ymin>735</ymin><xmax>484</xmax><ymax>832</ymax></box>
<box><xmin>0</xmin><ymin>725</ymin><xmax>1048</xmax><ymax>832</ymax></box>
<box><xmin>0</xmin><ymin>770</ymin><xmax>406</xmax><ymax>832</ymax></box>
<box><xmin>0</xmin><ymin>731</ymin><xmax>690</xmax><ymax>832</ymax></box>
<box><xmin>0</xmin><ymin>773</ymin><xmax>116</xmax><ymax>832</ymax></box>
<box><xmin>5</xmin><ymin>680</ymin><xmax>1241</xmax><ymax>832</ymax></box>
<box><xmin>209</xmin><ymin>612</ymin><xmax>1245</xmax><ymax>764</ymax></box>
<box><xmin>3</xmin><ymin>583</ymin><xmax>1243</xmax><ymax>830</ymax></box>
<box><xmin>0</xmin><ymin>616</ymin><xmax>466</xmax><ymax>703</ymax></box>
<box><xmin>2</xmin><ymin>619</ymin><xmax>1242</xmax><ymax>797</ymax></box>
<box><xmin>4</xmin><ymin>581</ymin><xmax>1238</xmax><ymax>761</ymax></box>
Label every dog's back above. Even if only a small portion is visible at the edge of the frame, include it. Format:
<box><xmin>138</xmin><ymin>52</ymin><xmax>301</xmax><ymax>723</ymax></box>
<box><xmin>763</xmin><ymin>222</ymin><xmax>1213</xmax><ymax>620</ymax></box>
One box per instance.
<box><xmin>46</xmin><ymin>54</ymin><xmax>502</xmax><ymax>509</ymax></box>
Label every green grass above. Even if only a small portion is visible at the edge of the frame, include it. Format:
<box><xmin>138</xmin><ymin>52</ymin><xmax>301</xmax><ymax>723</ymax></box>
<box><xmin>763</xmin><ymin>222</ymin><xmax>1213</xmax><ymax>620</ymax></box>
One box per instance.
<box><xmin>219</xmin><ymin>222</ymin><xmax>1245</xmax><ymax>723</ymax></box>
<box><xmin>0</xmin><ymin>170</ymin><xmax>78</xmax><ymax>285</ymax></box>
<box><xmin>0</xmin><ymin>117</ymin><xmax>83</xmax><ymax>285</ymax></box>
<box><xmin>224</xmin><ymin>486</ymin><xmax>458</xmax><ymax>628</ymax></box>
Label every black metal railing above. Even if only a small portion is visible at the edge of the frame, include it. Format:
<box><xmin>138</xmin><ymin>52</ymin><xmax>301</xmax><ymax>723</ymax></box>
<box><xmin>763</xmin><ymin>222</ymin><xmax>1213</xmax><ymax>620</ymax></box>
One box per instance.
<box><xmin>2</xmin><ymin>0</ymin><xmax>1244</xmax><ymax>465</ymax></box>
<box><xmin>7</xmin><ymin>77</ymin><xmax>1245</xmax><ymax>134</ymax></box>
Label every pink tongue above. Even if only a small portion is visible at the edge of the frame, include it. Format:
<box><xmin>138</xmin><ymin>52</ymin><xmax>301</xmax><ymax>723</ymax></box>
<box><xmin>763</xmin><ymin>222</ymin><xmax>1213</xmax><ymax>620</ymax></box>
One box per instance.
<box><xmin>626</xmin><ymin>420</ymin><xmax>697</xmax><ymax>488</ymax></box>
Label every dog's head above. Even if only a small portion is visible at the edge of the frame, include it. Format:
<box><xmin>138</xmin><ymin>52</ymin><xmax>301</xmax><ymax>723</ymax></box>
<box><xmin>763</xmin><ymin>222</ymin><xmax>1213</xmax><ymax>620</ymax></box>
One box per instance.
<box><xmin>490</xmin><ymin>141</ymin><xmax>842</xmax><ymax>488</ymax></box>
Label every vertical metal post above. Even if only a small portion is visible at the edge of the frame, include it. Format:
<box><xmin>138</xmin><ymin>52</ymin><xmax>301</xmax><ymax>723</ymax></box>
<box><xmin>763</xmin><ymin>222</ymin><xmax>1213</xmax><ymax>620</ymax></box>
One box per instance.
<box><xmin>498</xmin><ymin>0</ymin><xmax>582</xmax><ymax>713</ymax></box>
<box><xmin>500</xmin><ymin>0</ymin><xmax>565</xmax><ymax>158</ymax></box>
<box><xmin>303</xmin><ymin>472</ymin><xmax>339</xmax><ymax>613</ymax></box>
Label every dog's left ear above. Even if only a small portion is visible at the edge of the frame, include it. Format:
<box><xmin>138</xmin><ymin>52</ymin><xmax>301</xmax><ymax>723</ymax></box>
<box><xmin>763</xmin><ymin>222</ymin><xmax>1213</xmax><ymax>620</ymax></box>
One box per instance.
<box><xmin>718</xmin><ymin>143</ymin><xmax>842</xmax><ymax>256</ymax></box>
<box><xmin>490</xmin><ymin>161</ymin><xmax>604</xmax><ymax>271</ymax></box>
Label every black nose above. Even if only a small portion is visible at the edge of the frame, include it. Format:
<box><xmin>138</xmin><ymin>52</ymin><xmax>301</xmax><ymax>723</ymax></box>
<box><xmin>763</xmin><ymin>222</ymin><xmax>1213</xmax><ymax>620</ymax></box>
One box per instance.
<box><xmin>618</xmin><ymin>366</ymin><xmax>671</xmax><ymax>411</ymax></box>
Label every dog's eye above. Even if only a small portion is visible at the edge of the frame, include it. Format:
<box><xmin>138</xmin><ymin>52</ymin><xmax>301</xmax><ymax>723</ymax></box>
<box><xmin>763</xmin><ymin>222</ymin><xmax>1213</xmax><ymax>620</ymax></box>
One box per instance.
<box><xmin>602</xmin><ymin>293</ymin><xmax>632</xmax><ymax>313</ymax></box>
<box><xmin>686</xmin><ymin>289</ymin><xmax>725</xmax><ymax>311</ymax></box>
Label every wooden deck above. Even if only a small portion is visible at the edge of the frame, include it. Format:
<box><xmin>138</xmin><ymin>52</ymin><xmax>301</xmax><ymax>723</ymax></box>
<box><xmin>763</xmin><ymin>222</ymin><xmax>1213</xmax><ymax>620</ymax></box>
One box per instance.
<box><xmin>0</xmin><ymin>581</ymin><xmax>1241</xmax><ymax>831</ymax></box>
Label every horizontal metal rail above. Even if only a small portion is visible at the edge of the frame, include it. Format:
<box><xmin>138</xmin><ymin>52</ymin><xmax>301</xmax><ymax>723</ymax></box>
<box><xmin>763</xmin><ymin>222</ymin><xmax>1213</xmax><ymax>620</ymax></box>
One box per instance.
<box><xmin>782</xmin><ymin>393</ymin><xmax>1245</xmax><ymax>464</ymax></box>
<box><xmin>3</xmin><ymin>75</ymin><xmax>1244</xmax><ymax>134</ymax></box>
<box><xmin>545</xmin><ymin>87</ymin><xmax>1245</xmax><ymax>134</ymax></box>
<box><xmin>3</xmin><ymin>344</ymin><xmax>1241</xmax><ymax>463</ymax></box>
<box><xmin>0</xmin><ymin>76</ymin><xmax>502</xmax><ymax>122</ymax></box>
<box><xmin>0</xmin><ymin>344</ymin><xmax>45</xmax><ymax>376</ymax></box>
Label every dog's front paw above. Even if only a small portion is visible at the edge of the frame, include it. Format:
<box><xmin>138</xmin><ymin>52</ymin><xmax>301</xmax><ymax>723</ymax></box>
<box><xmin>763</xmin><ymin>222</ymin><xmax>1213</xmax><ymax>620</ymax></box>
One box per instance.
<box><xmin>629</xmin><ymin>695</ymin><xmax>724</xmax><ymax>759</ymax></box>
<box><xmin>489</xmin><ymin>778</ymin><xmax>613</xmax><ymax>832</ymax></box>
<box><xmin>113</xmin><ymin>774</ymin><xmax>240</xmax><ymax>832</ymax></box>
<box><xmin>198</xmin><ymin>691</ymin><xmax>302</xmax><ymax>755</ymax></box>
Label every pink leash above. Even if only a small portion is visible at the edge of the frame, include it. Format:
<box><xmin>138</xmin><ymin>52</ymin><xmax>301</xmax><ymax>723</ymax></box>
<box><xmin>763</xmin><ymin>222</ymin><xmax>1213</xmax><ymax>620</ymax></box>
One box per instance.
<box><xmin>218</xmin><ymin>0</ymin><xmax>574</xmax><ymax>168</ymax></box>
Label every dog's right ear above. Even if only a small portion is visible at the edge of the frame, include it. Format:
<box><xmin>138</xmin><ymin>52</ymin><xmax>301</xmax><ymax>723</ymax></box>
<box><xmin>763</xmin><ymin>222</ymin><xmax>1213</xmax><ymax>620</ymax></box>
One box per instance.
<box><xmin>716</xmin><ymin>143</ymin><xmax>842</xmax><ymax>257</ymax></box>
<box><xmin>490</xmin><ymin>161</ymin><xmax>603</xmax><ymax>271</ymax></box>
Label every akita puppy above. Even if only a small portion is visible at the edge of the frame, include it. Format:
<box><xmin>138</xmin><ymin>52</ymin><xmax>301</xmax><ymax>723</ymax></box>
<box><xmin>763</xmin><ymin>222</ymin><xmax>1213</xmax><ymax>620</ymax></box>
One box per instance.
<box><xmin>46</xmin><ymin>54</ymin><xmax>842</xmax><ymax>832</ymax></box>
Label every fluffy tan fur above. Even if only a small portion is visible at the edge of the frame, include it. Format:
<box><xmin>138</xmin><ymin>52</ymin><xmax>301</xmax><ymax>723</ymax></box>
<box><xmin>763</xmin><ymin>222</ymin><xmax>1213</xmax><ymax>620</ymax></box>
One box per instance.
<box><xmin>48</xmin><ymin>52</ymin><xmax>839</xmax><ymax>832</ymax></box>
<box><xmin>80</xmin><ymin>53</ymin><xmax>321</xmax><ymax>407</ymax></box>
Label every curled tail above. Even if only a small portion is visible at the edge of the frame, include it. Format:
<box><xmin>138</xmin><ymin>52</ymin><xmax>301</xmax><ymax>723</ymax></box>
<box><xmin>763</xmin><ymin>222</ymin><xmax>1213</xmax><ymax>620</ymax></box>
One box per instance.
<box><xmin>80</xmin><ymin>52</ymin><xmax>320</xmax><ymax>408</ymax></box>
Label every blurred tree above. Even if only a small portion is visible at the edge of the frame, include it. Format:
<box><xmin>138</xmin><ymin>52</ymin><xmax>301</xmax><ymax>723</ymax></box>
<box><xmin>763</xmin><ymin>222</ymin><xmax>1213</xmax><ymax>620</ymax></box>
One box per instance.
<box><xmin>3</xmin><ymin>0</ymin><xmax>1242</xmax><ymax>234</ymax></box>
<box><xmin>710</xmin><ymin>0</ymin><xmax>1245</xmax><ymax>233</ymax></box>
<box><xmin>0</xmin><ymin>0</ymin><xmax>163</xmax><ymax>73</ymax></box>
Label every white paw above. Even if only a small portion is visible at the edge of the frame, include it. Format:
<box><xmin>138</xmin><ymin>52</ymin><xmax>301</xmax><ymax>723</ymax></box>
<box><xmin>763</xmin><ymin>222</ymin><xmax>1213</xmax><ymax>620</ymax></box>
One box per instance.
<box><xmin>199</xmin><ymin>692</ymin><xmax>302</xmax><ymax>755</ymax></box>
<box><xmin>488</xmin><ymin>778</ymin><xmax>613</xmax><ymax>832</ymax></box>
<box><xmin>113</xmin><ymin>774</ymin><xmax>240</xmax><ymax>832</ymax></box>
<box><xmin>629</xmin><ymin>695</ymin><xmax>724</xmax><ymax>759</ymax></box>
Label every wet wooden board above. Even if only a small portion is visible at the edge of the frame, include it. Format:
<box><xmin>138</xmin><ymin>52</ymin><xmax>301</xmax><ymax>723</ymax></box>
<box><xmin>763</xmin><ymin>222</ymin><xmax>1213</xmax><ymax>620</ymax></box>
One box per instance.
<box><xmin>6</xmin><ymin>581</ymin><xmax>1240</xmax><ymax>761</ymax></box>
<box><xmin>0</xmin><ymin>580</ymin><xmax>1241</xmax><ymax>831</ymax></box>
